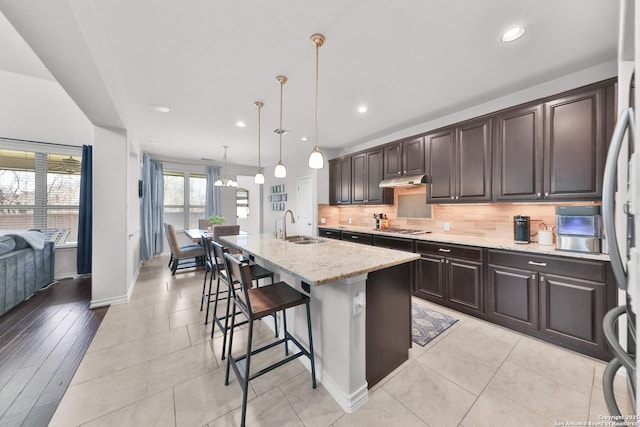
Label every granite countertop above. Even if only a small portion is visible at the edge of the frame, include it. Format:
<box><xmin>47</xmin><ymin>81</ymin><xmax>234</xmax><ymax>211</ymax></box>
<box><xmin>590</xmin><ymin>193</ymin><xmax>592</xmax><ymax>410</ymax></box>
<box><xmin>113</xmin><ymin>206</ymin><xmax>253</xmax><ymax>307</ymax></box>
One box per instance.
<box><xmin>220</xmin><ymin>233</ymin><xmax>419</xmax><ymax>286</ymax></box>
<box><xmin>319</xmin><ymin>225</ymin><xmax>611</xmax><ymax>262</ymax></box>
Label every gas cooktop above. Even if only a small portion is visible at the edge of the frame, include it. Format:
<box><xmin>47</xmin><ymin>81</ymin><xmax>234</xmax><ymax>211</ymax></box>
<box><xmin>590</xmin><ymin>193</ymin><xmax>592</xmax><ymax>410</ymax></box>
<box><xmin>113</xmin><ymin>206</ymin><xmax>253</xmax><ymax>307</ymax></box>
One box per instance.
<box><xmin>376</xmin><ymin>228</ymin><xmax>432</xmax><ymax>235</ymax></box>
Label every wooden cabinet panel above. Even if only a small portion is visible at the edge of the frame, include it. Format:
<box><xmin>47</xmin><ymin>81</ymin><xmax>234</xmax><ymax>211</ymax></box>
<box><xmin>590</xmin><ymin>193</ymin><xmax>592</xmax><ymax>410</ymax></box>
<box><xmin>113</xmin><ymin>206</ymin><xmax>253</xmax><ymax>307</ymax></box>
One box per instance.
<box><xmin>328</xmin><ymin>157</ymin><xmax>351</xmax><ymax>205</ymax></box>
<box><xmin>415</xmin><ymin>254</ymin><xmax>446</xmax><ymax>302</ymax></box>
<box><xmin>494</xmin><ymin>104</ymin><xmax>543</xmax><ymax>200</ymax></box>
<box><xmin>402</xmin><ymin>137</ymin><xmax>425</xmax><ymax>175</ymax></box>
<box><xmin>457</xmin><ymin>118</ymin><xmax>492</xmax><ymax>201</ymax></box>
<box><xmin>487</xmin><ymin>264</ymin><xmax>539</xmax><ymax>332</ymax></box>
<box><xmin>350</xmin><ymin>149</ymin><xmax>393</xmax><ymax>205</ymax></box>
<box><xmin>544</xmin><ymin>88</ymin><xmax>605</xmax><ymax>200</ymax></box>
<box><xmin>447</xmin><ymin>258</ymin><xmax>483</xmax><ymax>312</ymax></box>
<box><xmin>425</xmin><ymin>128</ymin><xmax>455</xmax><ymax>201</ymax></box>
<box><xmin>383</xmin><ymin>142</ymin><xmax>403</xmax><ymax>178</ymax></box>
<box><xmin>351</xmin><ymin>153</ymin><xmax>366</xmax><ymax>204</ymax></box>
<box><xmin>539</xmin><ymin>273</ymin><xmax>606</xmax><ymax>352</ymax></box>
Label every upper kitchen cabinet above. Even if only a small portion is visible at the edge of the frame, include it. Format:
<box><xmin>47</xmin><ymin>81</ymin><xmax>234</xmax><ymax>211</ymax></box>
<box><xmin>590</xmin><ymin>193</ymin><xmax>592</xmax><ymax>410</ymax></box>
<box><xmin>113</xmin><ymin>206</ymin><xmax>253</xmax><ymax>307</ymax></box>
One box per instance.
<box><xmin>352</xmin><ymin>148</ymin><xmax>394</xmax><ymax>204</ymax></box>
<box><xmin>426</xmin><ymin>118</ymin><xmax>492</xmax><ymax>203</ymax></box>
<box><xmin>328</xmin><ymin>157</ymin><xmax>351</xmax><ymax>205</ymax></box>
<box><xmin>494</xmin><ymin>104</ymin><xmax>544</xmax><ymax>201</ymax></box>
<box><xmin>383</xmin><ymin>137</ymin><xmax>425</xmax><ymax>178</ymax></box>
<box><xmin>543</xmin><ymin>88</ymin><xmax>605</xmax><ymax>200</ymax></box>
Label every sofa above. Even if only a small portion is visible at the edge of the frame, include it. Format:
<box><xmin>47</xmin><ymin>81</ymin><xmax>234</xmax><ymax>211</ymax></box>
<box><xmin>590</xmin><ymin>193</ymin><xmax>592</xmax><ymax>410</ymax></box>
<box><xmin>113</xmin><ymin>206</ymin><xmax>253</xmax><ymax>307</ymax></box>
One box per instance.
<box><xmin>0</xmin><ymin>231</ymin><xmax>55</xmax><ymax>316</ymax></box>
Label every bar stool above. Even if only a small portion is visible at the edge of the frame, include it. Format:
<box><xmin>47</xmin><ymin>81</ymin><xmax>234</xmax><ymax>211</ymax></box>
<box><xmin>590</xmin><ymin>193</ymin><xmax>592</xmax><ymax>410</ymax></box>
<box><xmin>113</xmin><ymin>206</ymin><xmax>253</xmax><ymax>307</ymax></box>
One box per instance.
<box><xmin>208</xmin><ymin>241</ymin><xmax>277</xmax><ymax>357</ymax></box>
<box><xmin>223</xmin><ymin>252</ymin><xmax>316</xmax><ymax>427</ymax></box>
<box><xmin>200</xmin><ymin>234</ymin><xmax>215</xmax><ymax>311</ymax></box>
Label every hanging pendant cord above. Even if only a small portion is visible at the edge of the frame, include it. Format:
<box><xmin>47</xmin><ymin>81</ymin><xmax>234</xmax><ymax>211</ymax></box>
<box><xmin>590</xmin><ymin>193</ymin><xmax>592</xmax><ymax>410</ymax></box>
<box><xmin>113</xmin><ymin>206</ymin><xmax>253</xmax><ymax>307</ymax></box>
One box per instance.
<box><xmin>257</xmin><ymin>104</ymin><xmax>261</xmax><ymax>169</ymax></box>
<box><xmin>315</xmin><ymin>42</ymin><xmax>319</xmax><ymax>148</ymax></box>
<box><xmin>279</xmin><ymin>80</ymin><xmax>283</xmax><ymax>162</ymax></box>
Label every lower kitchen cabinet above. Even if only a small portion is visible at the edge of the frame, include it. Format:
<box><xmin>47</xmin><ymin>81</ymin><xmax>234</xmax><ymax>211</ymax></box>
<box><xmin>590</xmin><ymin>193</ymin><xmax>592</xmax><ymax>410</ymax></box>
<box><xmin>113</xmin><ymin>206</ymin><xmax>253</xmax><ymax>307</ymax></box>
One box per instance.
<box><xmin>341</xmin><ymin>231</ymin><xmax>373</xmax><ymax>245</ymax></box>
<box><xmin>415</xmin><ymin>242</ymin><xmax>484</xmax><ymax>316</ymax></box>
<box><xmin>487</xmin><ymin>249</ymin><xmax>613</xmax><ymax>359</ymax></box>
<box><xmin>318</xmin><ymin>227</ymin><xmax>342</xmax><ymax>240</ymax></box>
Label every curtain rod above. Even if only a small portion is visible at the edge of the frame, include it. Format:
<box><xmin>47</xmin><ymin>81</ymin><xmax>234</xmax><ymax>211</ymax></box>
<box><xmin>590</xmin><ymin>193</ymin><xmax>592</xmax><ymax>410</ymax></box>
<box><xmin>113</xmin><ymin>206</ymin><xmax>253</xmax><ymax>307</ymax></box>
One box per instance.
<box><xmin>0</xmin><ymin>136</ymin><xmax>82</xmax><ymax>149</ymax></box>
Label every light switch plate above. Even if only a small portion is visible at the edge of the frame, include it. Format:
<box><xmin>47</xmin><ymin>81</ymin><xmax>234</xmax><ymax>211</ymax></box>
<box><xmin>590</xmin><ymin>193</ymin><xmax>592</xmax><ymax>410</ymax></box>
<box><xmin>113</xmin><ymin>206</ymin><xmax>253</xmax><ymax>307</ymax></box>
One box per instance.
<box><xmin>444</xmin><ymin>222</ymin><xmax>450</xmax><ymax>231</ymax></box>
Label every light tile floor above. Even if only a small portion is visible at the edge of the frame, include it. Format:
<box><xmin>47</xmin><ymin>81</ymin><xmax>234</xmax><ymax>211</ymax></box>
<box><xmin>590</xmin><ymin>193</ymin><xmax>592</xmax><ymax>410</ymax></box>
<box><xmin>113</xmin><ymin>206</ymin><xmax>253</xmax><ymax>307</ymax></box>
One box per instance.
<box><xmin>50</xmin><ymin>256</ymin><xmax>635</xmax><ymax>426</ymax></box>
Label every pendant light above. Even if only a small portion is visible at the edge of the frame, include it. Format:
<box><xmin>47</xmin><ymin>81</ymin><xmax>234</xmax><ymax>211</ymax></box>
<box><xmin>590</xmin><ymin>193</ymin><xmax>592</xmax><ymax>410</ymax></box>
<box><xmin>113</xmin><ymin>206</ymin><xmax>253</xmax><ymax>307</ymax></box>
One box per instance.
<box><xmin>254</xmin><ymin>101</ymin><xmax>265</xmax><ymax>184</ymax></box>
<box><xmin>214</xmin><ymin>145</ymin><xmax>237</xmax><ymax>187</ymax></box>
<box><xmin>308</xmin><ymin>33</ymin><xmax>326</xmax><ymax>169</ymax></box>
<box><xmin>274</xmin><ymin>75</ymin><xmax>288</xmax><ymax>178</ymax></box>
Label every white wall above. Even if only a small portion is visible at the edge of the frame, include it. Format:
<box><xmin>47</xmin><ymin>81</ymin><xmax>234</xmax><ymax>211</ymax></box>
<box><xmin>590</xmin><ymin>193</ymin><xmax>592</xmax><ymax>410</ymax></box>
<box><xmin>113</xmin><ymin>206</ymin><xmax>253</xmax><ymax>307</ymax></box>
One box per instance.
<box><xmin>0</xmin><ymin>69</ymin><xmax>92</xmax><ymax>145</ymax></box>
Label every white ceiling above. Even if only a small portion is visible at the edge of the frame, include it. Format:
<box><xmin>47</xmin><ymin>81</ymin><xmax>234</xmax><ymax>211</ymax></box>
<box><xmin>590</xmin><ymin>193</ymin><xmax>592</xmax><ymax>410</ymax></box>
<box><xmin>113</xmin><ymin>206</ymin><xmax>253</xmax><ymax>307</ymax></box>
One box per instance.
<box><xmin>0</xmin><ymin>0</ymin><xmax>619</xmax><ymax>167</ymax></box>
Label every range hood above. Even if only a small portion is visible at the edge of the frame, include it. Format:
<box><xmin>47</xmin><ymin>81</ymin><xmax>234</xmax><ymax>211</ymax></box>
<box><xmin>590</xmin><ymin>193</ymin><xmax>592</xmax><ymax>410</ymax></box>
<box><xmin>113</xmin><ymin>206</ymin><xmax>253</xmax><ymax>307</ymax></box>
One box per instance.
<box><xmin>379</xmin><ymin>173</ymin><xmax>428</xmax><ymax>188</ymax></box>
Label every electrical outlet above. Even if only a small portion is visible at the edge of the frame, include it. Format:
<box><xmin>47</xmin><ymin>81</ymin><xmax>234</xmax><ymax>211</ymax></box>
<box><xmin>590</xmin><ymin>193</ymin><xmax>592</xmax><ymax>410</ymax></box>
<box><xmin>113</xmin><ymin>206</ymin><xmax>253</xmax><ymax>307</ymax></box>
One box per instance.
<box><xmin>348</xmin><ymin>218</ymin><xmax>352</xmax><ymax>224</ymax></box>
<box><xmin>320</xmin><ymin>217</ymin><xmax>326</xmax><ymax>224</ymax></box>
<box><xmin>443</xmin><ymin>222</ymin><xmax>450</xmax><ymax>231</ymax></box>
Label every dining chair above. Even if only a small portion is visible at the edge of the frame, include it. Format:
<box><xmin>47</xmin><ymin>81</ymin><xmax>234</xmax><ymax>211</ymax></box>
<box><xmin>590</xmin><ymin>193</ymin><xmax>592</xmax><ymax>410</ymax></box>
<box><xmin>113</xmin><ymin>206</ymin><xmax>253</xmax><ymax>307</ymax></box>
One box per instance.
<box><xmin>164</xmin><ymin>223</ymin><xmax>205</xmax><ymax>275</ymax></box>
<box><xmin>223</xmin><ymin>252</ymin><xmax>316</xmax><ymax>427</ymax></box>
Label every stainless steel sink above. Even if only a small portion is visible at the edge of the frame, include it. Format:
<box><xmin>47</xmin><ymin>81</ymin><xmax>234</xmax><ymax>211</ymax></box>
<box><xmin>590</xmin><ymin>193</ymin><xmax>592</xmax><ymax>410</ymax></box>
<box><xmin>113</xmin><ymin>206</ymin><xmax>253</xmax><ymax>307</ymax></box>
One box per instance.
<box><xmin>285</xmin><ymin>235</ymin><xmax>324</xmax><ymax>244</ymax></box>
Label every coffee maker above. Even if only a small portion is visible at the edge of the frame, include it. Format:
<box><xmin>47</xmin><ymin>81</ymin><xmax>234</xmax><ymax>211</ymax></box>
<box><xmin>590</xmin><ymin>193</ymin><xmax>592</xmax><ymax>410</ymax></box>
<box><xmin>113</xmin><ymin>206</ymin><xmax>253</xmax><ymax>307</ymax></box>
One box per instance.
<box><xmin>513</xmin><ymin>215</ymin><xmax>530</xmax><ymax>244</ymax></box>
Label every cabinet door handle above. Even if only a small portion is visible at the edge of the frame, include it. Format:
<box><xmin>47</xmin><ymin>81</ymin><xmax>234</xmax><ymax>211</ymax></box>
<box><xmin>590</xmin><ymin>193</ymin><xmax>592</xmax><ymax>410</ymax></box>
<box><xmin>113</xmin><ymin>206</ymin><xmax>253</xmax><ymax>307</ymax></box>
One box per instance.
<box><xmin>545</xmin><ymin>192</ymin><xmax>549</xmax><ymax>197</ymax></box>
<box><xmin>351</xmin><ymin>235</ymin><xmax>358</xmax><ymax>239</ymax></box>
<box><xmin>531</xmin><ymin>274</ymin><xmax>536</xmax><ymax>280</ymax></box>
<box><xmin>438</xmin><ymin>248</ymin><xmax>451</xmax><ymax>253</ymax></box>
<box><xmin>537</xmin><ymin>192</ymin><xmax>541</xmax><ymax>197</ymax></box>
<box><xmin>450</xmin><ymin>196</ymin><xmax>454</xmax><ymax>199</ymax></box>
<box><xmin>528</xmin><ymin>261</ymin><xmax>547</xmax><ymax>267</ymax></box>
<box><xmin>455</xmin><ymin>196</ymin><xmax>459</xmax><ymax>200</ymax></box>
<box><xmin>326</xmin><ymin>231</ymin><xmax>332</xmax><ymax>235</ymax></box>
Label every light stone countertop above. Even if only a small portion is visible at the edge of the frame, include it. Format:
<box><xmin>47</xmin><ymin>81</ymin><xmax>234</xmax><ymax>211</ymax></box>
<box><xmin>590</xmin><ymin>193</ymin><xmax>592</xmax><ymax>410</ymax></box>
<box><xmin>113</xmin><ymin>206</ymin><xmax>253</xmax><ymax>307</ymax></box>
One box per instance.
<box><xmin>319</xmin><ymin>225</ymin><xmax>611</xmax><ymax>262</ymax></box>
<box><xmin>220</xmin><ymin>233</ymin><xmax>419</xmax><ymax>286</ymax></box>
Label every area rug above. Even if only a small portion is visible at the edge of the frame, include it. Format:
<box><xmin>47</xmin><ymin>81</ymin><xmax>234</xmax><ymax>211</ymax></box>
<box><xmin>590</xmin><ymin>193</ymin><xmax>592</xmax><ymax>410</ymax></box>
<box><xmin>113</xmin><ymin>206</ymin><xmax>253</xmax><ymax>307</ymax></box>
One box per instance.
<box><xmin>412</xmin><ymin>303</ymin><xmax>458</xmax><ymax>346</ymax></box>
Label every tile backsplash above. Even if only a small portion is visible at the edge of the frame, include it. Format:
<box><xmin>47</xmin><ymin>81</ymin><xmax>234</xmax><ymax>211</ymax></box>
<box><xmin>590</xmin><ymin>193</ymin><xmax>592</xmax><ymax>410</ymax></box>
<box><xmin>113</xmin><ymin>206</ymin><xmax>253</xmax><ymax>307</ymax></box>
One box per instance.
<box><xmin>318</xmin><ymin>186</ymin><xmax>599</xmax><ymax>241</ymax></box>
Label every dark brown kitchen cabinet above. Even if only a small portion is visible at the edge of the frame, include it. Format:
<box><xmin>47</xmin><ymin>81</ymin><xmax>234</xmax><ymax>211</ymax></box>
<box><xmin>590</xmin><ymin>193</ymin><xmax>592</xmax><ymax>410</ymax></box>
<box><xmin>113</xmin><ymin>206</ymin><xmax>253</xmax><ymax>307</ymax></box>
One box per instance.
<box><xmin>426</xmin><ymin>118</ymin><xmax>492</xmax><ymax>203</ymax></box>
<box><xmin>487</xmin><ymin>249</ymin><xmax>614</xmax><ymax>360</ymax></box>
<box><xmin>424</xmin><ymin>128</ymin><xmax>455</xmax><ymax>201</ymax></box>
<box><xmin>415</xmin><ymin>242</ymin><xmax>483</xmax><ymax>316</ymax></box>
<box><xmin>328</xmin><ymin>157</ymin><xmax>351</xmax><ymax>205</ymax></box>
<box><xmin>352</xmin><ymin>149</ymin><xmax>393</xmax><ymax>205</ymax></box>
<box><xmin>493</xmin><ymin>104</ymin><xmax>544</xmax><ymax>201</ymax></box>
<box><xmin>543</xmin><ymin>88</ymin><xmax>605</xmax><ymax>200</ymax></box>
<box><xmin>383</xmin><ymin>137</ymin><xmax>425</xmax><ymax>179</ymax></box>
<box><xmin>318</xmin><ymin>227</ymin><xmax>341</xmax><ymax>240</ymax></box>
<box><xmin>341</xmin><ymin>231</ymin><xmax>373</xmax><ymax>245</ymax></box>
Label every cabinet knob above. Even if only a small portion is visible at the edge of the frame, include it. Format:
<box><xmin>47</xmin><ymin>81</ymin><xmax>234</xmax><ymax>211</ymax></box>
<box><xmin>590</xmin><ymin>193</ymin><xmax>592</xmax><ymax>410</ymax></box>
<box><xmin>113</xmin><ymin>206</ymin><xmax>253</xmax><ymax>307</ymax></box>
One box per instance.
<box><xmin>537</xmin><ymin>192</ymin><xmax>541</xmax><ymax>197</ymax></box>
<box><xmin>455</xmin><ymin>196</ymin><xmax>459</xmax><ymax>200</ymax></box>
<box><xmin>531</xmin><ymin>274</ymin><xmax>536</xmax><ymax>280</ymax></box>
<box><xmin>545</xmin><ymin>192</ymin><xmax>549</xmax><ymax>197</ymax></box>
<box><xmin>450</xmin><ymin>196</ymin><xmax>454</xmax><ymax>199</ymax></box>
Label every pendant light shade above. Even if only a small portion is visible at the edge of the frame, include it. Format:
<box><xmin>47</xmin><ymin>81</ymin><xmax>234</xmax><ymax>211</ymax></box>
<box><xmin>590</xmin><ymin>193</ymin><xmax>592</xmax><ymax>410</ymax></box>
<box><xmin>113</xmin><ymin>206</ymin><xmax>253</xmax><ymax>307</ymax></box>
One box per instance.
<box><xmin>274</xmin><ymin>75</ymin><xmax>287</xmax><ymax>178</ymax></box>
<box><xmin>254</xmin><ymin>101</ymin><xmax>265</xmax><ymax>184</ymax></box>
<box><xmin>308</xmin><ymin>33</ymin><xmax>326</xmax><ymax>170</ymax></box>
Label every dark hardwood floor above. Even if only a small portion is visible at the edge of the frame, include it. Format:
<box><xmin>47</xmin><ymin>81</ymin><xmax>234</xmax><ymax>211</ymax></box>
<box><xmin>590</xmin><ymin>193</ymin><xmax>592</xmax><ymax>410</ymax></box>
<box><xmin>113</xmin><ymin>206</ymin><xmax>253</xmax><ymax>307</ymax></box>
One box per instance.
<box><xmin>0</xmin><ymin>277</ymin><xmax>107</xmax><ymax>427</ymax></box>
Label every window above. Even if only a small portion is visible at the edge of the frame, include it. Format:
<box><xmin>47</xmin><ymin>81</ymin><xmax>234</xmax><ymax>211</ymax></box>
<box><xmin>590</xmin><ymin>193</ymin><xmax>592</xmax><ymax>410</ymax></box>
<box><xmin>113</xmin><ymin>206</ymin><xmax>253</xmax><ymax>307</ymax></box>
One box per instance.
<box><xmin>237</xmin><ymin>188</ymin><xmax>249</xmax><ymax>219</ymax></box>
<box><xmin>163</xmin><ymin>171</ymin><xmax>206</xmax><ymax>230</ymax></box>
<box><xmin>0</xmin><ymin>147</ymin><xmax>81</xmax><ymax>245</ymax></box>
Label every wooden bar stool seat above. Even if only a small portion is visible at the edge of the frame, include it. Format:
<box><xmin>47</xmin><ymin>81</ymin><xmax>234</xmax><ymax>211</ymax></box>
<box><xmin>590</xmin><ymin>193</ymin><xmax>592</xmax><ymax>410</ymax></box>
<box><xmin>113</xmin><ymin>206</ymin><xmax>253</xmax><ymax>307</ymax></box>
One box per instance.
<box><xmin>223</xmin><ymin>252</ymin><xmax>316</xmax><ymax>427</ymax></box>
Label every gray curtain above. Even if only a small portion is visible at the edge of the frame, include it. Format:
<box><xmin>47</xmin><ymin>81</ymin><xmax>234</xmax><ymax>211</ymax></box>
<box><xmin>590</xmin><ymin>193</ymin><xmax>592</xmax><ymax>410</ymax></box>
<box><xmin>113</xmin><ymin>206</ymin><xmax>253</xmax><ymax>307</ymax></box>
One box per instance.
<box><xmin>206</xmin><ymin>166</ymin><xmax>221</xmax><ymax>217</ymax></box>
<box><xmin>140</xmin><ymin>153</ymin><xmax>164</xmax><ymax>261</ymax></box>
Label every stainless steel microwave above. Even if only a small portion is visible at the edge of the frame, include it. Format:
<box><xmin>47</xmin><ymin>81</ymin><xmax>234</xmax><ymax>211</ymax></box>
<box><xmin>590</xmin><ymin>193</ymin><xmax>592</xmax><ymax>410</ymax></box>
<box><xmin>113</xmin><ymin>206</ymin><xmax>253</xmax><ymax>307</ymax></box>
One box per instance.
<box><xmin>555</xmin><ymin>206</ymin><xmax>602</xmax><ymax>253</ymax></box>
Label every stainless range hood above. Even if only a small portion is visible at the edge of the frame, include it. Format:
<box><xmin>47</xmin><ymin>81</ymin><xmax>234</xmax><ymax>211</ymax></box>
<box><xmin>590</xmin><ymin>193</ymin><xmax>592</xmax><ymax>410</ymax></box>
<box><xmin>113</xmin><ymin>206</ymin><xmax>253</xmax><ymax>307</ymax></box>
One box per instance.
<box><xmin>379</xmin><ymin>173</ymin><xmax>428</xmax><ymax>188</ymax></box>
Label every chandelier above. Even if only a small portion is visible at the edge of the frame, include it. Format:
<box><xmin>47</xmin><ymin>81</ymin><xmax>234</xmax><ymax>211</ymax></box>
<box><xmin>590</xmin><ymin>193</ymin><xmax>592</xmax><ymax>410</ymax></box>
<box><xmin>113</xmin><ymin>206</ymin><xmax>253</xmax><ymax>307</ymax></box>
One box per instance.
<box><xmin>214</xmin><ymin>145</ymin><xmax>238</xmax><ymax>187</ymax></box>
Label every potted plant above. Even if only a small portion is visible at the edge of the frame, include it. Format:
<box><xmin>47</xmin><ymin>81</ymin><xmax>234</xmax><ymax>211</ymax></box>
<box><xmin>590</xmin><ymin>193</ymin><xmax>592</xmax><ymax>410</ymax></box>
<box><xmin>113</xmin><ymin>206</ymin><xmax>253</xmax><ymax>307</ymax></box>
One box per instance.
<box><xmin>208</xmin><ymin>215</ymin><xmax>226</xmax><ymax>226</ymax></box>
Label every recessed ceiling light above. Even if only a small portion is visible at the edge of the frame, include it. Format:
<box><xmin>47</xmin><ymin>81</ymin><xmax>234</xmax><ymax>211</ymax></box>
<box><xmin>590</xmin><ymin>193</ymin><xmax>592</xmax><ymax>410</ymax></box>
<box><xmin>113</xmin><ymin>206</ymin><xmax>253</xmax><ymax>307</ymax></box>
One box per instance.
<box><xmin>501</xmin><ymin>26</ymin><xmax>526</xmax><ymax>42</ymax></box>
<box><xmin>149</xmin><ymin>105</ymin><xmax>170</xmax><ymax>113</ymax></box>
<box><xmin>301</xmin><ymin>136</ymin><xmax>308</xmax><ymax>142</ymax></box>
<box><xmin>357</xmin><ymin>105</ymin><xmax>368</xmax><ymax>114</ymax></box>
<box><xmin>235</xmin><ymin>121</ymin><xmax>247</xmax><ymax>128</ymax></box>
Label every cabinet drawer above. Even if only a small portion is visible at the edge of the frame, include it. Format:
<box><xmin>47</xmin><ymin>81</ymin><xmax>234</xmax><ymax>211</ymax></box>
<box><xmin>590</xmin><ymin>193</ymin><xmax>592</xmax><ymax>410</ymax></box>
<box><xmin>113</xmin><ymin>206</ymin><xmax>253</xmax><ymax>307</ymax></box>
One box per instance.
<box><xmin>488</xmin><ymin>250</ymin><xmax>606</xmax><ymax>282</ymax></box>
<box><xmin>342</xmin><ymin>232</ymin><xmax>373</xmax><ymax>245</ymax></box>
<box><xmin>373</xmin><ymin>235</ymin><xmax>414</xmax><ymax>252</ymax></box>
<box><xmin>416</xmin><ymin>241</ymin><xmax>482</xmax><ymax>262</ymax></box>
<box><xmin>318</xmin><ymin>228</ymin><xmax>341</xmax><ymax>240</ymax></box>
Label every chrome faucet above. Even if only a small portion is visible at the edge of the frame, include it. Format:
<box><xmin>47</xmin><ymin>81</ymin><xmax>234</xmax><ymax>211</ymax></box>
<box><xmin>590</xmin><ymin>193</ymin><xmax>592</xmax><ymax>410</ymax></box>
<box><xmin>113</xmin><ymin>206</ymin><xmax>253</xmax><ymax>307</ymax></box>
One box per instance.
<box><xmin>283</xmin><ymin>210</ymin><xmax>296</xmax><ymax>240</ymax></box>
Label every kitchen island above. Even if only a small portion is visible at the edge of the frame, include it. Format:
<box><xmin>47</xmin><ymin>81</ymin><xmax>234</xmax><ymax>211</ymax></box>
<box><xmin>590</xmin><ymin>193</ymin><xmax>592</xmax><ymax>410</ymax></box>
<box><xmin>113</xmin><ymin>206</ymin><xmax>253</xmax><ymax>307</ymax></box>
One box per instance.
<box><xmin>220</xmin><ymin>233</ymin><xmax>419</xmax><ymax>413</ymax></box>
